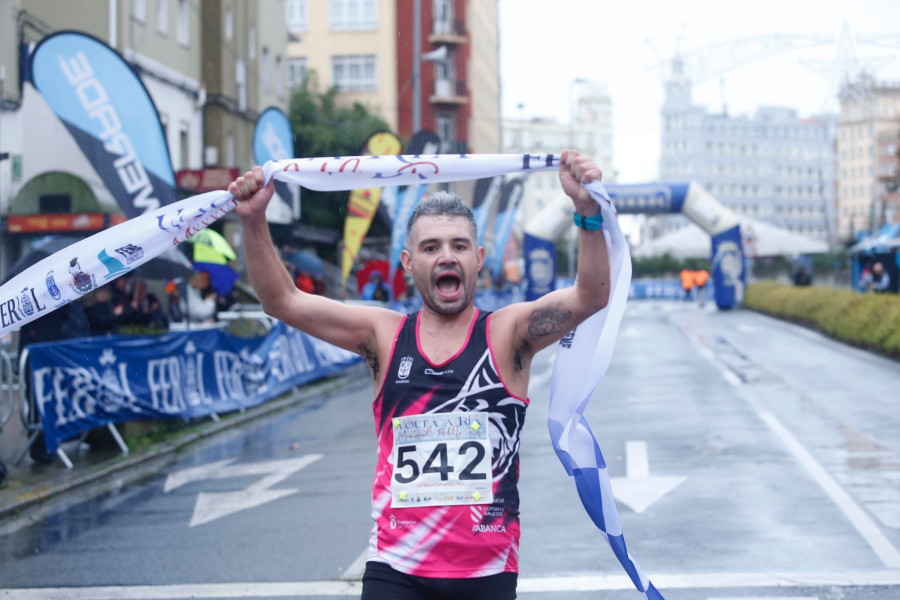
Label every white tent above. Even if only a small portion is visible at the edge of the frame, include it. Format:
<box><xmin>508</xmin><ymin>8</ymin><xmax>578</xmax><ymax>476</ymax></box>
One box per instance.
<box><xmin>632</xmin><ymin>218</ymin><xmax>830</xmax><ymax>259</ymax></box>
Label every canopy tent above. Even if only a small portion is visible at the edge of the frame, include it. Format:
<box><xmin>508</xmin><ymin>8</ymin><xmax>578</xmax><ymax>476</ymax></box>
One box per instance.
<box><xmin>848</xmin><ymin>223</ymin><xmax>900</xmax><ymax>254</ymax></box>
<box><xmin>632</xmin><ymin>217</ymin><xmax>830</xmax><ymax>259</ymax></box>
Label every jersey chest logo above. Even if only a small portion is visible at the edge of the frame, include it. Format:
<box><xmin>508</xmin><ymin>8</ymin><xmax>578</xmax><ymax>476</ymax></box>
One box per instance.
<box><xmin>397</xmin><ymin>356</ymin><xmax>414</xmax><ymax>380</ymax></box>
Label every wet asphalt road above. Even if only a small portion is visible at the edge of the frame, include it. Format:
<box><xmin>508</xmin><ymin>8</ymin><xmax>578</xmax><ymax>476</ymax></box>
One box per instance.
<box><xmin>1</xmin><ymin>299</ymin><xmax>899</xmax><ymax>599</ymax></box>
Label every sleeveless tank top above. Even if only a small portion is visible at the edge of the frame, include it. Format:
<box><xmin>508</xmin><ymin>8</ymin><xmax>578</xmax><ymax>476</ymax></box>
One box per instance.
<box><xmin>367</xmin><ymin>309</ymin><xmax>529</xmax><ymax>578</ymax></box>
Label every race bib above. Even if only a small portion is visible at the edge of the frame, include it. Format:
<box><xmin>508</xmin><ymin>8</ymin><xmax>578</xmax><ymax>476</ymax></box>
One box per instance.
<box><xmin>390</xmin><ymin>412</ymin><xmax>493</xmax><ymax>508</ymax></box>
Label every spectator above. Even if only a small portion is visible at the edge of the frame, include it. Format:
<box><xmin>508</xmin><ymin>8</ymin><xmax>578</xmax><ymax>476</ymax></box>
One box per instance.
<box><xmin>84</xmin><ymin>285</ymin><xmax>123</xmax><ymax>335</ymax></box>
<box><xmin>124</xmin><ymin>279</ymin><xmax>169</xmax><ymax>329</ymax></box>
<box><xmin>692</xmin><ymin>269</ymin><xmax>709</xmax><ymax>304</ymax></box>
<box><xmin>869</xmin><ymin>262</ymin><xmax>891</xmax><ymax>293</ymax></box>
<box><xmin>361</xmin><ymin>271</ymin><xmax>392</xmax><ymax>302</ymax></box>
<box><xmin>295</xmin><ymin>269</ymin><xmax>315</xmax><ymax>294</ymax></box>
<box><xmin>679</xmin><ymin>269</ymin><xmax>694</xmax><ymax>301</ymax></box>
<box><xmin>793</xmin><ymin>266</ymin><xmax>812</xmax><ymax>286</ymax></box>
<box><xmin>182</xmin><ymin>270</ymin><xmax>218</xmax><ymax>323</ymax></box>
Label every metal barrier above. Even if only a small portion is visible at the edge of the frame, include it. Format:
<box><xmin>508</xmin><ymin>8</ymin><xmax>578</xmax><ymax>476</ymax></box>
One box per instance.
<box><xmin>10</xmin><ymin>348</ymin><xmax>131</xmax><ymax>469</ymax></box>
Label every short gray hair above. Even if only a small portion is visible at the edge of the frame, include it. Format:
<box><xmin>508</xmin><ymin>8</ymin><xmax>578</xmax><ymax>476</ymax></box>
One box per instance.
<box><xmin>406</xmin><ymin>191</ymin><xmax>477</xmax><ymax>244</ymax></box>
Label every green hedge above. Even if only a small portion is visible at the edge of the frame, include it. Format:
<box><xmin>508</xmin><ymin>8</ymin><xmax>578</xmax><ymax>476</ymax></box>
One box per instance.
<box><xmin>744</xmin><ymin>282</ymin><xmax>900</xmax><ymax>358</ymax></box>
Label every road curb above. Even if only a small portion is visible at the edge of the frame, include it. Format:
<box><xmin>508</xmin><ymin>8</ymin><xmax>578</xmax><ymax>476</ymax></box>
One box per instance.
<box><xmin>0</xmin><ymin>362</ymin><xmax>369</xmax><ymax>525</ymax></box>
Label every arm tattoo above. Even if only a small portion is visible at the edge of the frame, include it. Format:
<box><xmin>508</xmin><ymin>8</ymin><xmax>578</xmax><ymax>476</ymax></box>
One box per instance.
<box><xmin>357</xmin><ymin>342</ymin><xmax>379</xmax><ymax>381</ymax></box>
<box><xmin>527</xmin><ymin>306</ymin><xmax>572</xmax><ymax>340</ymax></box>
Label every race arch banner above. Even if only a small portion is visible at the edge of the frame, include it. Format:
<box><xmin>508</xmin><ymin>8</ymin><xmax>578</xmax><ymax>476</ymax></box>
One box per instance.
<box><xmin>29</xmin><ymin>31</ymin><xmax>177</xmax><ymax>218</ymax></box>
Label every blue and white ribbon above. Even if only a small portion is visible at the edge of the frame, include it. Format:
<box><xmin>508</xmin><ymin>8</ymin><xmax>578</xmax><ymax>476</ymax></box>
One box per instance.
<box><xmin>0</xmin><ymin>153</ymin><xmax>659</xmax><ymax>597</ymax></box>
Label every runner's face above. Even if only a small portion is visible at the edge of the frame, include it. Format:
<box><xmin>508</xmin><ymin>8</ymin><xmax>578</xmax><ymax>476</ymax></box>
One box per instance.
<box><xmin>402</xmin><ymin>216</ymin><xmax>483</xmax><ymax>316</ymax></box>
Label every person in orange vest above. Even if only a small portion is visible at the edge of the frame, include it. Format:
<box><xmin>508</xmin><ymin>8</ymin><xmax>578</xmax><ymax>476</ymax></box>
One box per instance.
<box><xmin>679</xmin><ymin>269</ymin><xmax>695</xmax><ymax>301</ymax></box>
<box><xmin>692</xmin><ymin>269</ymin><xmax>709</xmax><ymax>305</ymax></box>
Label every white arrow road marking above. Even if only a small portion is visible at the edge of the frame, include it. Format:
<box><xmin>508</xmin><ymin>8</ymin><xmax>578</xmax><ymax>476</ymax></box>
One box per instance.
<box><xmin>610</xmin><ymin>441</ymin><xmax>685</xmax><ymax>513</ymax></box>
<box><xmin>163</xmin><ymin>455</ymin><xmax>323</xmax><ymax>527</ymax></box>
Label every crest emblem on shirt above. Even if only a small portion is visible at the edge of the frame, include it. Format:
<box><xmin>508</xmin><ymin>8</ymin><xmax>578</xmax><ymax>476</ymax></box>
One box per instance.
<box><xmin>398</xmin><ymin>356</ymin><xmax>413</xmax><ymax>379</ymax></box>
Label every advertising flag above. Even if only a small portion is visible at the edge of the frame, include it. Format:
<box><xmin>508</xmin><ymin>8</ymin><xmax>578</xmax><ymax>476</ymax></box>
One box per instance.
<box><xmin>471</xmin><ymin>176</ymin><xmax>503</xmax><ymax>248</ymax></box>
<box><xmin>490</xmin><ymin>178</ymin><xmax>524</xmax><ymax>278</ymax></box>
<box><xmin>388</xmin><ymin>130</ymin><xmax>441</xmax><ymax>285</ymax></box>
<box><xmin>253</xmin><ymin>106</ymin><xmax>298</xmax><ymax>222</ymax></box>
<box><xmin>29</xmin><ymin>31</ymin><xmax>177</xmax><ymax>218</ymax></box>
<box><xmin>341</xmin><ymin>132</ymin><xmax>403</xmax><ymax>284</ymax></box>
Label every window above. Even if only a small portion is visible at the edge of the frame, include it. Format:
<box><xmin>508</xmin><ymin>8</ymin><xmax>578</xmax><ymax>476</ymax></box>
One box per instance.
<box><xmin>286</xmin><ymin>0</ymin><xmax>308</xmax><ymax>32</ymax></box>
<box><xmin>133</xmin><ymin>0</ymin><xmax>147</xmax><ymax>22</ymax></box>
<box><xmin>225</xmin><ymin>6</ymin><xmax>233</xmax><ymax>40</ymax></box>
<box><xmin>331</xmin><ymin>55</ymin><xmax>377</xmax><ymax>91</ymax></box>
<box><xmin>330</xmin><ymin>0</ymin><xmax>377</xmax><ymax>30</ymax></box>
<box><xmin>261</xmin><ymin>47</ymin><xmax>270</xmax><ymax>90</ymax></box>
<box><xmin>433</xmin><ymin>0</ymin><xmax>453</xmax><ymax>34</ymax></box>
<box><xmin>249</xmin><ymin>25</ymin><xmax>256</xmax><ymax>59</ymax></box>
<box><xmin>236</xmin><ymin>58</ymin><xmax>246</xmax><ymax>111</ymax></box>
<box><xmin>157</xmin><ymin>0</ymin><xmax>169</xmax><ymax>35</ymax></box>
<box><xmin>226</xmin><ymin>133</ymin><xmax>235</xmax><ymax>167</ymax></box>
<box><xmin>176</xmin><ymin>0</ymin><xmax>189</xmax><ymax>46</ymax></box>
<box><xmin>436</xmin><ymin>113</ymin><xmax>455</xmax><ymax>153</ymax></box>
<box><xmin>179</xmin><ymin>124</ymin><xmax>189</xmax><ymax>170</ymax></box>
<box><xmin>275</xmin><ymin>56</ymin><xmax>284</xmax><ymax>97</ymax></box>
<box><xmin>287</xmin><ymin>57</ymin><xmax>308</xmax><ymax>89</ymax></box>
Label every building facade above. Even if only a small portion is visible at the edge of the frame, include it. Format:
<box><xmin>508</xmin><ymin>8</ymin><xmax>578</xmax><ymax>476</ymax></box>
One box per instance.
<box><xmin>501</xmin><ymin>81</ymin><xmax>614</xmax><ymax>230</ymax></box>
<box><xmin>656</xmin><ymin>68</ymin><xmax>837</xmax><ymax>247</ymax></box>
<box><xmin>285</xmin><ymin>0</ymin><xmax>500</xmax><ymax>154</ymax></box>
<box><xmin>0</xmin><ymin>0</ymin><xmax>290</xmax><ymax>277</ymax></box>
<box><xmin>836</xmin><ymin>76</ymin><xmax>900</xmax><ymax>242</ymax></box>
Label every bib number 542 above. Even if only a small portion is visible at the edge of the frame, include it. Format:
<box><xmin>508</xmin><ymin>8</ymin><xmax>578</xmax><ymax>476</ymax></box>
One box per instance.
<box><xmin>394</xmin><ymin>442</ymin><xmax>488</xmax><ymax>484</ymax></box>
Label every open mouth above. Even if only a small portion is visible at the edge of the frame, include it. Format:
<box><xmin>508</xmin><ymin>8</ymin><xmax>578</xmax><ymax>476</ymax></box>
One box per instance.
<box><xmin>434</xmin><ymin>271</ymin><xmax>462</xmax><ymax>299</ymax></box>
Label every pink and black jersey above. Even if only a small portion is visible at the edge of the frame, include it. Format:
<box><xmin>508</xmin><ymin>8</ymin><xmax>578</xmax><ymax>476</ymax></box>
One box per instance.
<box><xmin>368</xmin><ymin>309</ymin><xmax>529</xmax><ymax>578</ymax></box>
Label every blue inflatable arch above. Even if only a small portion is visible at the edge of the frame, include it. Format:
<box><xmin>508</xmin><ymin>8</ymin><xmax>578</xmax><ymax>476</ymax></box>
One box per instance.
<box><xmin>523</xmin><ymin>182</ymin><xmax>745</xmax><ymax>309</ymax></box>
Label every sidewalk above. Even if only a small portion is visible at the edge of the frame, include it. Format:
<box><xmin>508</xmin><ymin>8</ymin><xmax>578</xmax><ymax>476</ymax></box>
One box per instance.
<box><xmin>0</xmin><ymin>362</ymin><xmax>368</xmax><ymax>524</ymax></box>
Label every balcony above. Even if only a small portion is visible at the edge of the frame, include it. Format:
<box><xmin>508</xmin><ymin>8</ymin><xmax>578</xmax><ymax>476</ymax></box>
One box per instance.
<box><xmin>428</xmin><ymin>19</ymin><xmax>467</xmax><ymax>45</ymax></box>
<box><xmin>430</xmin><ymin>79</ymin><xmax>468</xmax><ymax>105</ymax></box>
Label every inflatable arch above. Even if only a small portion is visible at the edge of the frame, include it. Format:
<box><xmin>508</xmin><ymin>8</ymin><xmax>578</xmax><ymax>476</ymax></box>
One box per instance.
<box><xmin>523</xmin><ymin>182</ymin><xmax>745</xmax><ymax>309</ymax></box>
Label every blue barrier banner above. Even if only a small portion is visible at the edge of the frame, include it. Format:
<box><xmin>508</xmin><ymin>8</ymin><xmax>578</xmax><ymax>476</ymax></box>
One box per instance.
<box><xmin>523</xmin><ymin>233</ymin><xmax>557</xmax><ymax>301</ymax></box>
<box><xmin>30</xmin><ymin>31</ymin><xmax>177</xmax><ymax>218</ymax></box>
<box><xmin>29</xmin><ymin>322</ymin><xmax>361</xmax><ymax>453</ymax></box>
<box><xmin>711</xmin><ymin>225</ymin><xmax>745</xmax><ymax>309</ymax></box>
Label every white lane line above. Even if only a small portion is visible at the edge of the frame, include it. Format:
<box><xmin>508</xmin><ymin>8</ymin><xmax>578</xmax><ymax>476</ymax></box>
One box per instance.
<box><xmin>626</xmin><ymin>440</ymin><xmax>649</xmax><ymax>479</ymax></box>
<box><xmin>2</xmin><ymin>571</ymin><xmax>899</xmax><ymax>598</ymax></box>
<box><xmin>759</xmin><ymin>409</ymin><xmax>900</xmax><ymax>568</ymax></box>
<box><xmin>689</xmin><ymin>334</ymin><xmax>742</xmax><ymax>387</ymax></box>
<box><xmin>340</xmin><ymin>548</ymin><xmax>369</xmax><ymax>580</ymax></box>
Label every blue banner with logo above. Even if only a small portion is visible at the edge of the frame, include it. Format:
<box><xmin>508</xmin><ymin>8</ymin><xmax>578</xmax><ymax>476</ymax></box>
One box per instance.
<box><xmin>523</xmin><ymin>233</ymin><xmax>557</xmax><ymax>301</ymax></box>
<box><xmin>29</xmin><ymin>322</ymin><xmax>361</xmax><ymax>453</ymax></box>
<box><xmin>29</xmin><ymin>31</ymin><xmax>177</xmax><ymax>218</ymax></box>
<box><xmin>711</xmin><ymin>225</ymin><xmax>745</xmax><ymax>309</ymax></box>
<box><xmin>606</xmin><ymin>182</ymin><xmax>690</xmax><ymax>215</ymax></box>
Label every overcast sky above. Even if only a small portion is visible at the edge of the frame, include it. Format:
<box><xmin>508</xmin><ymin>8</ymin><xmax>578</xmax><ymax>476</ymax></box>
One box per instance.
<box><xmin>498</xmin><ymin>0</ymin><xmax>900</xmax><ymax>183</ymax></box>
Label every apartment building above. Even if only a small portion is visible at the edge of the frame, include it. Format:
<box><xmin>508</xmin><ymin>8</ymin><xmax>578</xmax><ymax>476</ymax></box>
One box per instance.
<box><xmin>285</xmin><ymin>0</ymin><xmax>500</xmax><ymax>154</ymax></box>
<box><xmin>836</xmin><ymin>76</ymin><xmax>900</xmax><ymax>241</ymax></box>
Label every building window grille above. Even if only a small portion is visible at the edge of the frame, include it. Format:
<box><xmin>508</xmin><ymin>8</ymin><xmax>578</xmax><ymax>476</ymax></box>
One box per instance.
<box><xmin>331</xmin><ymin>55</ymin><xmax>377</xmax><ymax>91</ymax></box>
<box><xmin>330</xmin><ymin>0</ymin><xmax>377</xmax><ymax>30</ymax></box>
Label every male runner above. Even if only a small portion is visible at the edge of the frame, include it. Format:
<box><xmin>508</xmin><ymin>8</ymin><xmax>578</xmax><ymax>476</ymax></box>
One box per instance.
<box><xmin>229</xmin><ymin>149</ymin><xmax>611</xmax><ymax>599</ymax></box>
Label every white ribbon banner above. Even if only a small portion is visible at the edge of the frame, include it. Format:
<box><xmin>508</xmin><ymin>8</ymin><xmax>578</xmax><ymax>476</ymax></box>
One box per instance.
<box><xmin>0</xmin><ymin>153</ymin><xmax>661</xmax><ymax>597</ymax></box>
